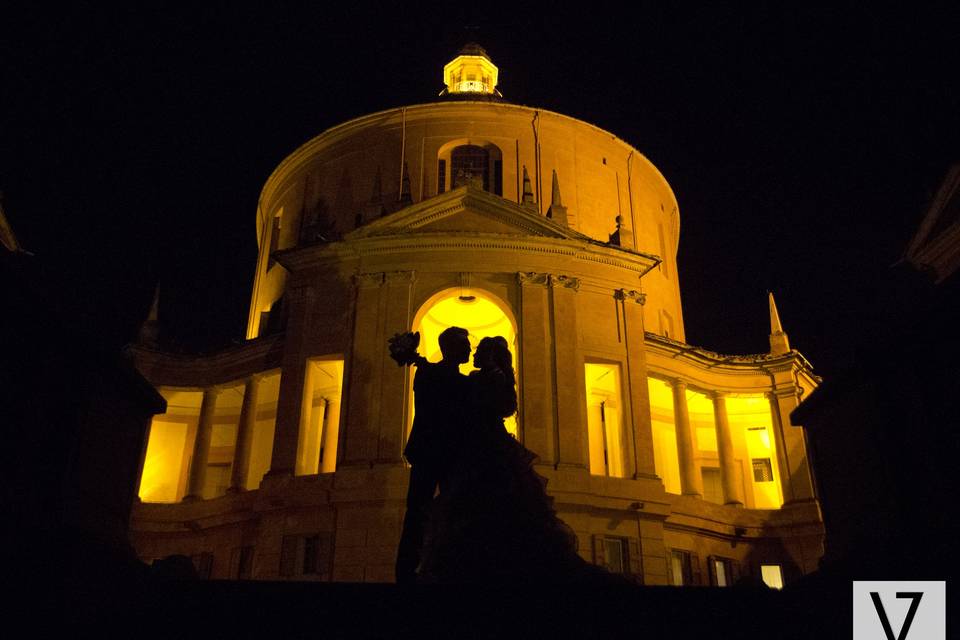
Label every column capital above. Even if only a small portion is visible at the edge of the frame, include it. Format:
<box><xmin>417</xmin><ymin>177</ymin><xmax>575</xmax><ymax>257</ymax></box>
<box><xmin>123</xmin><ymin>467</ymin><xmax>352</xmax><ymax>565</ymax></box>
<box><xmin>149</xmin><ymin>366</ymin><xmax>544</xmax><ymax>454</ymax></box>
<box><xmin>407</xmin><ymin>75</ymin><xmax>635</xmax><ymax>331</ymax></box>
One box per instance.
<box><xmin>247</xmin><ymin>372</ymin><xmax>268</xmax><ymax>384</ymax></box>
<box><xmin>353</xmin><ymin>272</ymin><xmax>384</xmax><ymax>288</ymax></box>
<box><xmin>614</xmin><ymin>288</ymin><xmax>646</xmax><ymax>305</ymax></box>
<box><xmin>709</xmin><ymin>390</ymin><xmax>728</xmax><ymax>400</ymax></box>
<box><xmin>517</xmin><ymin>271</ymin><xmax>550</xmax><ymax>287</ymax></box>
<box><xmin>204</xmin><ymin>385</ymin><xmax>224</xmax><ymax>398</ymax></box>
<box><xmin>549</xmin><ymin>274</ymin><xmax>580</xmax><ymax>291</ymax></box>
<box><xmin>670</xmin><ymin>378</ymin><xmax>688</xmax><ymax>391</ymax></box>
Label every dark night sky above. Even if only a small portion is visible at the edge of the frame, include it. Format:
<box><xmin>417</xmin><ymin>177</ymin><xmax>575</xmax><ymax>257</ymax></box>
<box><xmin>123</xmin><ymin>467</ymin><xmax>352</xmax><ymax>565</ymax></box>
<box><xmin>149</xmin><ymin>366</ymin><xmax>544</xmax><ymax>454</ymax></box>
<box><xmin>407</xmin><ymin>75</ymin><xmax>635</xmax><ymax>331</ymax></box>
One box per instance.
<box><xmin>2</xmin><ymin>4</ymin><xmax>957</xmax><ymax>378</ymax></box>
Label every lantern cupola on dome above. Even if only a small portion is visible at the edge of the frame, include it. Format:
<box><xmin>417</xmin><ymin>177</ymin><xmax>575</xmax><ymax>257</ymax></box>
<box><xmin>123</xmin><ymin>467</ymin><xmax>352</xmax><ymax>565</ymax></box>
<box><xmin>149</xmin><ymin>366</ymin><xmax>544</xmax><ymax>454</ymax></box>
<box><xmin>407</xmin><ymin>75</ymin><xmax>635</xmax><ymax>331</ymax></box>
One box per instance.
<box><xmin>441</xmin><ymin>43</ymin><xmax>502</xmax><ymax>99</ymax></box>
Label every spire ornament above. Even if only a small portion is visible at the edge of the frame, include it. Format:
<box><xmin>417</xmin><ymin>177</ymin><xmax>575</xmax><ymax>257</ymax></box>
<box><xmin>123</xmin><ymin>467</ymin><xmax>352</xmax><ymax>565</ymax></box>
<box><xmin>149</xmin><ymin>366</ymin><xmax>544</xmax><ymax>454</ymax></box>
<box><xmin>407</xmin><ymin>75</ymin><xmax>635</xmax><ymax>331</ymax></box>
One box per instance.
<box><xmin>546</xmin><ymin>170</ymin><xmax>568</xmax><ymax>226</ymax></box>
<box><xmin>768</xmin><ymin>291</ymin><xmax>791</xmax><ymax>355</ymax></box>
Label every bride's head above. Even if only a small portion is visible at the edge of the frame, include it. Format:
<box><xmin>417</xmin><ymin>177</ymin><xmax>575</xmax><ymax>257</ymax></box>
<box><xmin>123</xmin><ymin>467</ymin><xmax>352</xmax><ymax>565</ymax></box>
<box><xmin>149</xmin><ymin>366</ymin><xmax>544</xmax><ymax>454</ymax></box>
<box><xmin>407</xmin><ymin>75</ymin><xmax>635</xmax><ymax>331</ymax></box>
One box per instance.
<box><xmin>473</xmin><ymin>336</ymin><xmax>512</xmax><ymax>373</ymax></box>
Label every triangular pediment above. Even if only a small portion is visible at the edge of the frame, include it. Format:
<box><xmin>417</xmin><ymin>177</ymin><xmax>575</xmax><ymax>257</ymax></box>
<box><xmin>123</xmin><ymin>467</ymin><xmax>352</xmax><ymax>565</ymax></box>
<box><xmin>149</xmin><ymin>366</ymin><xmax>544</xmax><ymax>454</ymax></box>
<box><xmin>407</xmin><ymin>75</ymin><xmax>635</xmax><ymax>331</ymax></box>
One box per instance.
<box><xmin>344</xmin><ymin>185</ymin><xmax>593</xmax><ymax>242</ymax></box>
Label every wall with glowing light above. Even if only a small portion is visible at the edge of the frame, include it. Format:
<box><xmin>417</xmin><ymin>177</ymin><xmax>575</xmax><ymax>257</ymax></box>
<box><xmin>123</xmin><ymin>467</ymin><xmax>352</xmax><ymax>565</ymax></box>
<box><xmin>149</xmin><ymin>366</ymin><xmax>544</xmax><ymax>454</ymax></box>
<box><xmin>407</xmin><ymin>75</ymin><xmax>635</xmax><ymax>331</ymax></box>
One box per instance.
<box><xmin>248</xmin><ymin>102</ymin><xmax>682</xmax><ymax>342</ymax></box>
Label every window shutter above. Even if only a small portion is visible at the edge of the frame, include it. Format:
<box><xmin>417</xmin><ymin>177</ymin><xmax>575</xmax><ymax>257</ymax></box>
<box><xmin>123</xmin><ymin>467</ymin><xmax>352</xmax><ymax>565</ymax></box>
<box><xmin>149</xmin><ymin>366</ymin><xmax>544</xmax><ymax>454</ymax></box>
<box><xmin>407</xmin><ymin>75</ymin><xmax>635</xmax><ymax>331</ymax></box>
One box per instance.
<box><xmin>319</xmin><ymin>532</ymin><xmax>333</xmax><ymax>579</ymax></box>
<box><xmin>229</xmin><ymin>547</ymin><xmax>241</xmax><ymax>579</ymax></box>
<box><xmin>707</xmin><ymin>555</ymin><xmax>717</xmax><ymax>586</ymax></box>
<box><xmin>690</xmin><ymin>553</ymin><xmax>702</xmax><ymax>586</ymax></box>
<box><xmin>627</xmin><ymin>538</ymin><xmax>642</xmax><ymax>581</ymax></box>
<box><xmin>280</xmin><ymin>535</ymin><xmax>298</xmax><ymax>577</ymax></box>
<box><xmin>303</xmin><ymin>534</ymin><xmax>320</xmax><ymax>575</ymax></box>
<box><xmin>730</xmin><ymin>559</ymin><xmax>742</xmax><ymax>586</ymax></box>
<box><xmin>193</xmin><ymin>552</ymin><xmax>213</xmax><ymax>579</ymax></box>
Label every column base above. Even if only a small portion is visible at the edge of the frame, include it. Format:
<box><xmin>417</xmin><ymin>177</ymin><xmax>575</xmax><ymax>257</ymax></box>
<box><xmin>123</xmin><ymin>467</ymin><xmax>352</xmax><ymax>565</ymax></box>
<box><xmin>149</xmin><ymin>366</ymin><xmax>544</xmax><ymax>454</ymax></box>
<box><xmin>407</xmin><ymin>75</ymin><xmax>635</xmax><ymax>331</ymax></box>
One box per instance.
<box><xmin>182</xmin><ymin>494</ymin><xmax>202</xmax><ymax>502</ymax></box>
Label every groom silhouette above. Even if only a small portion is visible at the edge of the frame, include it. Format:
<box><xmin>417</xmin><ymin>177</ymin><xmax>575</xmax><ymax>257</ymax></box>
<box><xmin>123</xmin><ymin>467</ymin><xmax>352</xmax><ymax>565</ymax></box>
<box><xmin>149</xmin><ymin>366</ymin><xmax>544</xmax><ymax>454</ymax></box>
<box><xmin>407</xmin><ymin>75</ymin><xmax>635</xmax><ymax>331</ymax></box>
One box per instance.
<box><xmin>395</xmin><ymin>326</ymin><xmax>471</xmax><ymax>584</ymax></box>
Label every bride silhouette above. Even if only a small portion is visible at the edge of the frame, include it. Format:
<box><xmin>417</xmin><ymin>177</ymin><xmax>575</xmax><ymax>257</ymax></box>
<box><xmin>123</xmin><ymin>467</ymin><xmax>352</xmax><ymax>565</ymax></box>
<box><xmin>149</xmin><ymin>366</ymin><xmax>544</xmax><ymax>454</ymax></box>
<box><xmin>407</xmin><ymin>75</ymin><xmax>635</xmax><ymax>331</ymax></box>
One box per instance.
<box><xmin>391</xmin><ymin>332</ymin><xmax>624</xmax><ymax>585</ymax></box>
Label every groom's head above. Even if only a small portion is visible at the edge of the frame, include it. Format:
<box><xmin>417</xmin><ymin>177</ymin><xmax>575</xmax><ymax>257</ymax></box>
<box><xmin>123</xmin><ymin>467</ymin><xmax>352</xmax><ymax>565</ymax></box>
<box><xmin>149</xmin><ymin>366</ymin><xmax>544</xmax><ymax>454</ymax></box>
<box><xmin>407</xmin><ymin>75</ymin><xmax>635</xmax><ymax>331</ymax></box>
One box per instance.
<box><xmin>438</xmin><ymin>327</ymin><xmax>471</xmax><ymax>365</ymax></box>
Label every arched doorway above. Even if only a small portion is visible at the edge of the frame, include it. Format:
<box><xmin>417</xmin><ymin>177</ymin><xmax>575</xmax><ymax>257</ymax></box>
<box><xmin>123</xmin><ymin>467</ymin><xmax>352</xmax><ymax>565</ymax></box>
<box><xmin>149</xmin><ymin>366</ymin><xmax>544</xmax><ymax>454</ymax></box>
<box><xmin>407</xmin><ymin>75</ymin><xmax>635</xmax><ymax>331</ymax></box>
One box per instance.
<box><xmin>411</xmin><ymin>287</ymin><xmax>518</xmax><ymax>437</ymax></box>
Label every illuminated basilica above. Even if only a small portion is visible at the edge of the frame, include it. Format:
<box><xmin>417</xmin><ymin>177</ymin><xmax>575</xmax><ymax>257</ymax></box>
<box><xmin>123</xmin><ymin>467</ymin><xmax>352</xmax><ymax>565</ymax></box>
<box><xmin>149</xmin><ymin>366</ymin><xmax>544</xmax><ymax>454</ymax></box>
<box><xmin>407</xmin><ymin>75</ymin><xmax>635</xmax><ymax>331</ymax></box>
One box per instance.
<box><xmin>130</xmin><ymin>45</ymin><xmax>824</xmax><ymax>587</ymax></box>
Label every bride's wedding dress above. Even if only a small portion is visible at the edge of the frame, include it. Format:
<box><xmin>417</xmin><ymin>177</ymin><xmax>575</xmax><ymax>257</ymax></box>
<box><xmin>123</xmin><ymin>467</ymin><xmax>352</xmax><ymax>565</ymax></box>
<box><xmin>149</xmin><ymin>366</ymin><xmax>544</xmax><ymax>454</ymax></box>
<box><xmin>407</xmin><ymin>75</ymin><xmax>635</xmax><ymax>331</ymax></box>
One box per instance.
<box><xmin>418</xmin><ymin>366</ymin><xmax>624</xmax><ymax>585</ymax></box>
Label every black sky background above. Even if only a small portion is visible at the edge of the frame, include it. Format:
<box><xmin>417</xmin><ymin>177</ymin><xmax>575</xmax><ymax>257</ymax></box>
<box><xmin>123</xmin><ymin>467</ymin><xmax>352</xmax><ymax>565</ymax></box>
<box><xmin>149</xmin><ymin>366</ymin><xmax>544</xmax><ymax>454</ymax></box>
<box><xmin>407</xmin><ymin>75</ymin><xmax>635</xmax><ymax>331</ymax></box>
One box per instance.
<box><xmin>2</xmin><ymin>3</ymin><xmax>957</xmax><ymax>379</ymax></box>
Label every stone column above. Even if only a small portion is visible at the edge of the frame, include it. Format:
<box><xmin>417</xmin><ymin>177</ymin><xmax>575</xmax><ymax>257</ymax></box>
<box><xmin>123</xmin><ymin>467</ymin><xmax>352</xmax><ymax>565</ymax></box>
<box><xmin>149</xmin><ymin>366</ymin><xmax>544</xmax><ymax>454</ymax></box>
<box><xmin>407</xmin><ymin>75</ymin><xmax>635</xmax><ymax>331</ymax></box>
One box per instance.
<box><xmin>617</xmin><ymin>289</ymin><xmax>657</xmax><ymax>478</ymax></box>
<box><xmin>517</xmin><ymin>272</ymin><xmax>555</xmax><ymax>464</ymax></box>
<box><xmin>550</xmin><ymin>274</ymin><xmax>588</xmax><ymax>469</ymax></box>
<box><xmin>671</xmin><ymin>380</ymin><xmax>702</xmax><ymax>497</ymax></box>
<box><xmin>711</xmin><ymin>392</ymin><xmax>743</xmax><ymax>506</ymax></box>
<box><xmin>269</xmin><ymin>284</ymin><xmax>317</xmax><ymax>477</ymax></box>
<box><xmin>320</xmin><ymin>397</ymin><xmax>341</xmax><ymax>473</ymax></box>
<box><xmin>229</xmin><ymin>374</ymin><xmax>262</xmax><ymax>492</ymax></box>
<box><xmin>295</xmin><ymin>361</ymin><xmax>318</xmax><ymax>475</ymax></box>
<box><xmin>185</xmin><ymin>386</ymin><xmax>221</xmax><ymax>501</ymax></box>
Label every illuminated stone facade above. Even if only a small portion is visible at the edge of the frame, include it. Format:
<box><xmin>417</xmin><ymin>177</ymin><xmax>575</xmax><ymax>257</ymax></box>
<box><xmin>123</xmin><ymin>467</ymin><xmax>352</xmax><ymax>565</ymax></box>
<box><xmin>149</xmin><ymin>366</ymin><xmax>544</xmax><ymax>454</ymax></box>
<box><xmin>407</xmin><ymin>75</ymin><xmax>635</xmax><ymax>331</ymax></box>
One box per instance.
<box><xmin>130</xmin><ymin>47</ymin><xmax>823</xmax><ymax>586</ymax></box>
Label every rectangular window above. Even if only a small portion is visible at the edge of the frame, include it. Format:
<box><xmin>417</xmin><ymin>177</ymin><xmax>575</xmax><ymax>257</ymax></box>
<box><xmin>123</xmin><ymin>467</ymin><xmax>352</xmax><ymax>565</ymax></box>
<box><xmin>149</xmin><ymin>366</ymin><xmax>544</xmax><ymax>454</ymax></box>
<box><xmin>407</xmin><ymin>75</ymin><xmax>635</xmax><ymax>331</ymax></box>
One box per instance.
<box><xmin>279</xmin><ymin>533</ymin><xmax>332</xmax><ymax>579</ymax></box>
<box><xmin>761</xmin><ymin>564</ymin><xmax>784</xmax><ymax>589</ymax></box>
<box><xmin>239</xmin><ymin>546</ymin><xmax>254</xmax><ymax>579</ymax></box>
<box><xmin>438</xmin><ymin>159</ymin><xmax>446</xmax><ymax>194</ymax></box>
<box><xmin>752</xmin><ymin>458</ymin><xmax>774</xmax><ymax>482</ymax></box>
<box><xmin>594</xmin><ymin>536</ymin><xmax>642</xmax><ymax>579</ymax></box>
<box><xmin>585</xmin><ymin>363</ymin><xmax>626</xmax><ymax>478</ymax></box>
<box><xmin>710</xmin><ymin>557</ymin><xmax>731</xmax><ymax>587</ymax></box>
<box><xmin>670</xmin><ymin>549</ymin><xmax>692</xmax><ymax>586</ymax></box>
<box><xmin>268</xmin><ymin>211</ymin><xmax>282</xmax><ymax>269</ymax></box>
<box><xmin>701</xmin><ymin>467</ymin><xmax>723</xmax><ymax>505</ymax></box>
<box><xmin>603</xmin><ymin>538</ymin><xmax>627</xmax><ymax>573</ymax></box>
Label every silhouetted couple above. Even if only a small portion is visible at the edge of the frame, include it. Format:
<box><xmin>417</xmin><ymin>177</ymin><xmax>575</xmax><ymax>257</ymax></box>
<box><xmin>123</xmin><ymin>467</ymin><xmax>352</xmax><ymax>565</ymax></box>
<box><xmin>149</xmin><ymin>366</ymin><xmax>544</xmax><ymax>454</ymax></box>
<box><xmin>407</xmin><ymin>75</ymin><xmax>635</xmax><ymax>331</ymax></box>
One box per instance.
<box><xmin>391</xmin><ymin>327</ymin><xmax>616</xmax><ymax>585</ymax></box>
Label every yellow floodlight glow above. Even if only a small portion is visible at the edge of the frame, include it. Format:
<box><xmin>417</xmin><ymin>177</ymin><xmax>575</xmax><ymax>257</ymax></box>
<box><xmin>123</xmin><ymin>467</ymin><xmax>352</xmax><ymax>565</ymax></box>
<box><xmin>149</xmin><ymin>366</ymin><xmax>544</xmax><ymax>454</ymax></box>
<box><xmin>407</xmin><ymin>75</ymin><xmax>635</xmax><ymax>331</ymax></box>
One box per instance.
<box><xmin>413</xmin><ymin>288</ymin><xmax>517</xmax><ymax>437</ymax></box>
<box><xmin>444</xmin><ymin>54</ymin><xmax>499</xmax><ymax>95</ymax></box>
<box><xmin>647</xmin><ymin>378</ymin><xmax>681</xmax><ymax>493</ymax></box>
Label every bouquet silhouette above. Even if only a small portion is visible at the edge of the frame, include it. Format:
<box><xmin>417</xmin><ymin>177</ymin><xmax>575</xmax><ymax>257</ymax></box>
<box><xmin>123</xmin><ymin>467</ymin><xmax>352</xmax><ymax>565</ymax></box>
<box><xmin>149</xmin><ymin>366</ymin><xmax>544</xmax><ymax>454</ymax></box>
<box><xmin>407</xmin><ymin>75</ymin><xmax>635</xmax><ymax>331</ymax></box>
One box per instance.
<box><xmin>388</xmin><ymin>331</ymin><xmax>425</xmax><ymax>367</ymax></box>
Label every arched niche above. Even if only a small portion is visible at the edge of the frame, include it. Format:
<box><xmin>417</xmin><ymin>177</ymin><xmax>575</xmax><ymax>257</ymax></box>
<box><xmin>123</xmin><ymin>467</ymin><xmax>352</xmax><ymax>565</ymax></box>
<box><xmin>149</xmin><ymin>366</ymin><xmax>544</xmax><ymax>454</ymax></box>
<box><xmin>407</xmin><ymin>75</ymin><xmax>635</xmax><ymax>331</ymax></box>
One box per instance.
<box><xmin>409</xmin><ymin>285</ymin><xmax>518</xmax><ymax>438</ymax></box>
<box><xmin>436</xmin><ymin>139</ymin><xmax>504</xmax><ymax>197</ymax></box>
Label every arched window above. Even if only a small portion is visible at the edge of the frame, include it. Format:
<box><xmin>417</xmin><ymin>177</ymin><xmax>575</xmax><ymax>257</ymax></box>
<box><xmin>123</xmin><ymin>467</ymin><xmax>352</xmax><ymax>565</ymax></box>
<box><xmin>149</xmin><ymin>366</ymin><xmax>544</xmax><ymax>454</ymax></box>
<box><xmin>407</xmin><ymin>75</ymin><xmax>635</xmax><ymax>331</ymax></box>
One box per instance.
<box><xmin>451</xmin><ymin>145</ymin><xmax>490</xmax><ymax>191</ymax></box>
<box><xmin>438</xmin><ymin>141</ymin><xmax>503</xmax><ymax>196</ymax></box>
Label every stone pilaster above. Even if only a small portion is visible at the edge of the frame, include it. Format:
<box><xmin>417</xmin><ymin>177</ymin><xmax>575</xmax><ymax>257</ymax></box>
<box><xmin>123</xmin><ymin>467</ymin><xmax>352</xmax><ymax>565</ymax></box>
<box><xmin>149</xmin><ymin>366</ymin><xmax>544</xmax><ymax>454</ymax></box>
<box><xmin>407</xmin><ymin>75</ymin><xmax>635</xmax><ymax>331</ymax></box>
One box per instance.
<box><xmin>268</xmin><ymin>285</ymin><xmax>317</xmax><ymax>477</ymax></box>
<box><xmin>184</xmin><ymin>386</ymin><xmax>222</xmax><ymax>501</ymax></box>
<box><xmin>616</xmin><ymin>288</ymin><xmax>657</xmax><ymax>478</ymax></box>
<box><xmin>517</xmin><ymin>271</ymin><xmax>555</xmax><ymax>464</ymax></box>
<box><xmin>550</xmin><ymin>274</ymin><xmax>587</xmax><ymax>468</ymax></box>
<box><xmin>769</xmin><ymin>388</ymin><xmax>816</xmax><ymax>503</ymax></box>
<box><xmin>671</xmin><ymin>380</ymin><xmax>702</xmax><ymax>498</ymax></box>
<box><xmin>342</xmin><ymin>273</ymin><xmax>385</xmax><ymax>465</ymax></box>
<box><xmin>711</xmin><ymin>392</ymin><xmax>744</xmax><ymax>506</ymax></box>
<box><xmin>376</xmin><ymin>271</ymin><xmax>415</xmax><ymax>464</ymax></box>
<box><xmin>229</xmin><ymin>374</ymin><xmax>262</xmax><ymax>492</ymax></box>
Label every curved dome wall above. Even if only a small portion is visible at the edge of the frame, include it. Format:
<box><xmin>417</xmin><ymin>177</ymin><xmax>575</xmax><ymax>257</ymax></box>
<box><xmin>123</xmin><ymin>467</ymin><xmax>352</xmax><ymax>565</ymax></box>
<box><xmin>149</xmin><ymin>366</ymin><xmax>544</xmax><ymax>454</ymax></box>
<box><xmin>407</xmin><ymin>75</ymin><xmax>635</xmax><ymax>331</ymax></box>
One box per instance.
<box><xmin>248</xmin><ymin>101</ymin><xmax>684</xmax><ymax>341</ymax></box>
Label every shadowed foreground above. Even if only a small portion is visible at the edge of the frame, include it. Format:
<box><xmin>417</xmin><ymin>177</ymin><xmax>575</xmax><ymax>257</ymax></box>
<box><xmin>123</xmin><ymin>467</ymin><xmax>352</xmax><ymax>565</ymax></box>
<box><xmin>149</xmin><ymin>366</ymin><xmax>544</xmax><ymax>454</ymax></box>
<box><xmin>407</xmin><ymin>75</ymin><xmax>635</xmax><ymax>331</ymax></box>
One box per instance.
<box><xmin>33</xmin><ymin>566</ymin><xmax>851</xmax><ymax>639</ymax></box>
